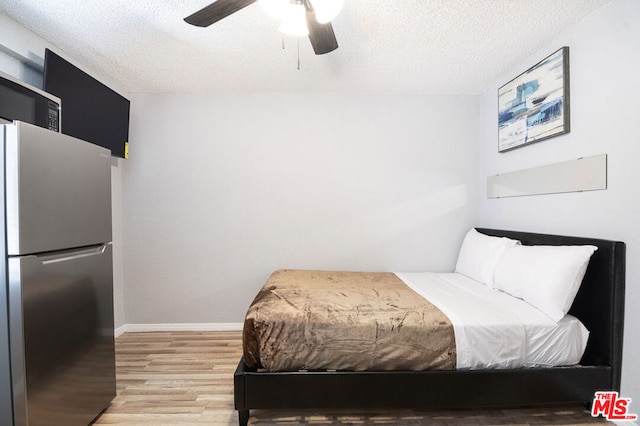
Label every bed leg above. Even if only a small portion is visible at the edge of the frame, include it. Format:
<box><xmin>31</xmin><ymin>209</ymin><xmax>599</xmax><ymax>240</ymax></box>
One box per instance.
<box><xmin>238</xmin><ymin>409</ymin><xmax>249</xmax><ymax>426</ymax></box>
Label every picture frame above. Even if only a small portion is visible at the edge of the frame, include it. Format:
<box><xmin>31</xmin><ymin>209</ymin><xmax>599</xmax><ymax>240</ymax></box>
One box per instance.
<box><xmin>498</xmin><ymin>47</ymin><xmax>570</xmax><ymax>153</ymax></box>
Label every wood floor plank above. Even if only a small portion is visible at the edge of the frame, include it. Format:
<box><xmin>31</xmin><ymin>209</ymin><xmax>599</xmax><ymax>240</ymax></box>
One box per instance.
<box><xmin>93</xmin><ymin>331</ymin><xmax>610</xmax><ymax>425</ymax></box>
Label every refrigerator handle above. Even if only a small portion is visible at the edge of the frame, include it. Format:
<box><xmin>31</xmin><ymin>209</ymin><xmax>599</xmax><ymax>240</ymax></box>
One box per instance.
<box><xmin>40</xmin><ymin>244</ymin><xmax>110</xmax><ymax>265</ymax></box>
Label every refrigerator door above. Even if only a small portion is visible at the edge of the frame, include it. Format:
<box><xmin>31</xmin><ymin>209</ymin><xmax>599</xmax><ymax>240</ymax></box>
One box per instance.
<box><xmin>4</xmin><ymin>121</ymin><xmax>112</xmax><ymax>255</ymax></box>
<box><xmin>0</xmin><ymin>260</ymin><xmax>13</xmax><ymax>426</ymax></box>
<box><xmin>8</xmin><ymin>244</ymin><xmax>115</xmax><ymax>426</ymax></box>
<box><xmin>0</xmin><ymin>122</ymin><xmax>14</xmax><ymax>425</ymax></box>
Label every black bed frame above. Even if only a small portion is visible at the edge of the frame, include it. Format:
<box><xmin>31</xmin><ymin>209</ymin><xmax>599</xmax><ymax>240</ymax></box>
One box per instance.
<box><xmin>234</xmin><ymin>229</ymin><xmax>626</xmax><ymax>425</ymax></box>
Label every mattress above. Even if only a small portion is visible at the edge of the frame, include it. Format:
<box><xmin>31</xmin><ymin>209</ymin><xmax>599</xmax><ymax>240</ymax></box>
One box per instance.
<box><xmin>243</xmin><ymin>270</ymin><xmax>589</xmax><ymax>372</ymax></box>
<box><xmin>396</xmin><ymin>272</ymin><xmax>589</xmax><ymax>369</ymax></box>
<box><xmin>243</xmin><ymin>270</ymin><xmax>456</xmax><ymax>372</ymax></box>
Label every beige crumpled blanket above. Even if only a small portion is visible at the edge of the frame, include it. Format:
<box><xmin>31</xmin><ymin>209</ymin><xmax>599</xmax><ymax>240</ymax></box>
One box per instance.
<box><xmin>243</xmin><ymin>270</ymin><xmax>456</xmax><ymax>372</ymax></box>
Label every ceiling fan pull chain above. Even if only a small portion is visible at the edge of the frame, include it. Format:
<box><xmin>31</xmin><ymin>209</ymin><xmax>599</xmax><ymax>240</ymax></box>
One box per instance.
<box><xmin>297</xmin><ymin>37</ymin><xmax>301</xmax><ymax>70</ymax></box>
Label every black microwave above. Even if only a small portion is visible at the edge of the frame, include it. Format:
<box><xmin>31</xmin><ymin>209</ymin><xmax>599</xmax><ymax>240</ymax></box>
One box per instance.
<box><xmin>0</xmin><ymin>71</ymin><xmax>60</xmax><ymax>132</ymax></box>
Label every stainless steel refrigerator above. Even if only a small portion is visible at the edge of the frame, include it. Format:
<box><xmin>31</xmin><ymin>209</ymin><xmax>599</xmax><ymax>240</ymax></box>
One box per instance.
<box><xmin>0</xmin><ymin>121</ymin><xmax>116</xmax><ymax>426</ymax></box>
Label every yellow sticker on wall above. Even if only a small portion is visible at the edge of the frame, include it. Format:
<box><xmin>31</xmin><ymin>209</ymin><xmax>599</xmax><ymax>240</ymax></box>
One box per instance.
<box><xmin>124</xmin><ymin>142</ymin><xmax>129</xmax><ymax>159</ymax></box>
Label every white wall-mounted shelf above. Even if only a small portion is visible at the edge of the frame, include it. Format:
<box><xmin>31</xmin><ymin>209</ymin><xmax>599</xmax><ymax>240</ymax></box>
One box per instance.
<box><xmin>487</xmin><ymin>154</ymin><xmax>607</xmax><ymax>198</ymax></box>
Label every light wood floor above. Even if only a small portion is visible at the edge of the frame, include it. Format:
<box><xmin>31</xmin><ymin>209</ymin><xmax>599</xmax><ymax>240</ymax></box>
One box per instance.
<box><xmin>93</xmin><ymin>331</ymin><xmax>610</xmax><ymax>425</ymax></box>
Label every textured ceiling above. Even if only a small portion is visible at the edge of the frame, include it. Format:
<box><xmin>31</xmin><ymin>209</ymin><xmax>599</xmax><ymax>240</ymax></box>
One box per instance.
<box><xmin>1</xmin><ymin>0</ymin><xmax>612</xmax><ymax>94</ymax></box>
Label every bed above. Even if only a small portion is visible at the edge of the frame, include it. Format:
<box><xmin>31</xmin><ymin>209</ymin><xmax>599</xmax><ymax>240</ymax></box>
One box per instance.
<box><xmin>233</xmin><ymin>228</ymin><xmax>626</xmax><ymax>425</ymax></box>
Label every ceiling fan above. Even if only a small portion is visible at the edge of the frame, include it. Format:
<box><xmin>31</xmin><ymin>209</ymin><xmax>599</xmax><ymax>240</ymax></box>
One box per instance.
<box><xmin>184</xmin><ymin>0</ymin><xmax>340</xmax><ymax>55</ymax></box>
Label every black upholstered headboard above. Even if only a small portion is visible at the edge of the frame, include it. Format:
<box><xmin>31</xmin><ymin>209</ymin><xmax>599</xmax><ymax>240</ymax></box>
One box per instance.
<box><xmin>476</xmin><ymin>228</ymin><xmax>626</xmax><ymax>390</ymax></box>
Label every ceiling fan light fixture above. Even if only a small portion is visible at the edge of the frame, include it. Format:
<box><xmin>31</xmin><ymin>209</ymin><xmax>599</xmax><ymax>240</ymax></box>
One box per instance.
<box><xmin>184</xmin><ymin>0</ymin><xmax>339</xmax><ymax>55</ymax></box>
<box><xmin>310</xmin><ymin>0</ymin><xmax>344</xmax><ymax>24</ymax></box>
<box><xmin>278</xmin><ymin>1</ymin><xmax>309</xmax><ymax>36</ymax></box>
<box><xmin>259</xmin><ymin>0</ymin><xmax>288</xmax><ymax>18</ymax></box>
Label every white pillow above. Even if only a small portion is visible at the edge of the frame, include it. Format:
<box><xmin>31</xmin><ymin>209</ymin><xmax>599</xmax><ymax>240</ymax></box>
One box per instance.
<box><xmin>455</xmin><ymin>229</ymin><xmax>520</xmax><ymax>287</ymax></box>
<box><xmin>493</xmin><ymin>244</ymin><xmax>598</xmax><ymax>322</ymax></box>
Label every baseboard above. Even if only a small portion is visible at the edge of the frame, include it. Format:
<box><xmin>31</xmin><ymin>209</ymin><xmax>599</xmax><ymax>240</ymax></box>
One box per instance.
<box><xmin>115</xmin><ymin>322</ymin><xmax>243</xmax><ymax>337</ymax></box>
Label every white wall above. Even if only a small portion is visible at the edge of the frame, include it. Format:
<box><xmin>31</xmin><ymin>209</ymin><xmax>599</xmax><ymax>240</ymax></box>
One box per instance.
<box><xmin>0</xmin><ymin>13</ymin><xmax>127</xmax><ymax>329</ymax></box>
<box><xmin>123</xmin><ymin>93</ymin><xmax>478</xmax><ymax>323</ymax></box>
<box><xmin>477</xmin><ymin>0</ymin><xmax>640</xmax><ymax>407</ymax></box>
<box><xmin>0</xmin><ymin>14</ymin><xmax>45</xmax><ymax>87</ymax></box>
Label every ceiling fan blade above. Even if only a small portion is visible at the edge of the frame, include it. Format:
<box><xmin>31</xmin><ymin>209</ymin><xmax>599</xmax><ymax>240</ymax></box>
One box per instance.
<box><xmin>184</xmin><ymin>0</ymin><xmax>257</xmax><ymax>27</ymax></box>
<box><xmin>304</xmin><ymin>2</ymin><xmax>338</xmax><ymax>55</ymax></box>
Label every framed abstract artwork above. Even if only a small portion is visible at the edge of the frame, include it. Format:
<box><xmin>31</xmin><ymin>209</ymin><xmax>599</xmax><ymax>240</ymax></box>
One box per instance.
<box><xmin>498</xmin><ymin>47</ymin><xmax>570</xmax><ymax>153</ymax></box>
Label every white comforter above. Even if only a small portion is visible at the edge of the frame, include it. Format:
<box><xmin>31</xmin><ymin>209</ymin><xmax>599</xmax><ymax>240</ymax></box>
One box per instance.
<box><xmin>396</xmin><ymin>272</ymin><xmax>589</xmax><ymax>369</ymax></box>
